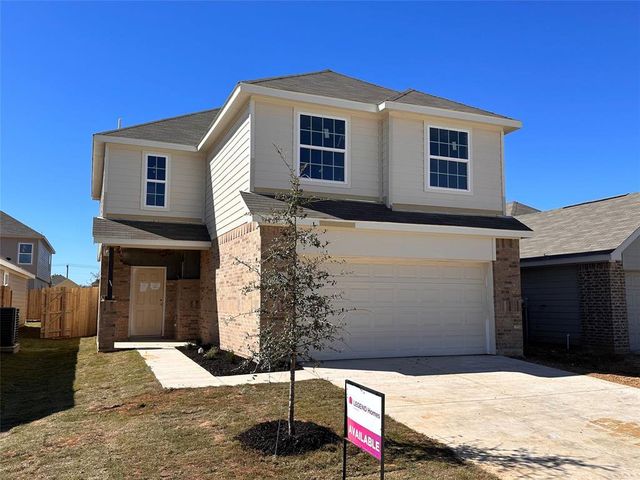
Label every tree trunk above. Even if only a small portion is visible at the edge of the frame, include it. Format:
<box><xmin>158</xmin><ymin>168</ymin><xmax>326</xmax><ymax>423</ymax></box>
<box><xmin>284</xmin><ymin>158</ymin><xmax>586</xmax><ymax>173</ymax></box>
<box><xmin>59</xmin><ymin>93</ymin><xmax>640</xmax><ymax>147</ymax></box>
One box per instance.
<box><xmin>288</xmin><ymin>352</ymin><xmax>296</xmax><ymax>436</ymax></box>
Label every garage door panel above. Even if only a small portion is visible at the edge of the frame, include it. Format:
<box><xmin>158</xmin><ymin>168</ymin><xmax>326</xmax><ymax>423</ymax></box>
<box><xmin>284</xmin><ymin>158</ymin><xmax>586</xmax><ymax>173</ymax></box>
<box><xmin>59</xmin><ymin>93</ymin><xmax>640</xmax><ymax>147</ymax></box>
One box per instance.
<box><xmin>314</xmin><ymin>260</ymin><xmax>491</xmax><ymax>360</ymax></box>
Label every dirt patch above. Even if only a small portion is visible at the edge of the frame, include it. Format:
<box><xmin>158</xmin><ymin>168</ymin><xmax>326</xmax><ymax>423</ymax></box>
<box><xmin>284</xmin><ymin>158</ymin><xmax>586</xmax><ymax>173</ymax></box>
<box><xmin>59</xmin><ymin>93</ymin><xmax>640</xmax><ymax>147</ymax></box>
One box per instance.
<box><xmin>236</xmin><ymin>420</ymin><xmax>340</xmax><ymax>456</ymax></box>
<box><xmin>591</xmin><ymin>418</ymin><xmax>640</xmax><ymax>445</ymax></box>
<box><xmin>177</xmin><ymin>345</ymin><xmax>298</xmax><ymax>376</ymax></box>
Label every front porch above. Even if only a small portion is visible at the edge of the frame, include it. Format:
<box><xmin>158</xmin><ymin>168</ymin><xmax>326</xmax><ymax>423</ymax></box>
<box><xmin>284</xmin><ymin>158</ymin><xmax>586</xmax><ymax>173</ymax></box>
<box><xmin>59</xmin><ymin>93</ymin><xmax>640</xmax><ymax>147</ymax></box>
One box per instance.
<box><xmin>97</xmin><ymin>246</ymin><xmax>207</xmax><ymax>351</ymax></box>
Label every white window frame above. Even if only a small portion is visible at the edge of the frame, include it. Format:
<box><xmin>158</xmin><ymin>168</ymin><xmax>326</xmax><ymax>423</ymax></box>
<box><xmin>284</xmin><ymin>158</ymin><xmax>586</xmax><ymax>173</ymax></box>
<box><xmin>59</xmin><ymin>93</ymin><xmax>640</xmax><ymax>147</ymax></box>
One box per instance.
<box><xmin>17</xmin><ymin>242</ymin><xmax>34</xmax><ymax>265</ymax></box>
<box><xmin>295</xmin><ymin>110</ymin><xmax>350</xmax><ymax>187</ymax></box>
<box><xmin>425</xmin><ymin>124</ymin><xmax>473</xmax><ymax>194</ymax></box>
<box><xmin>141</xmin><ymin>152</ymin><xmax>170</xmax><ymax>210</ymax></box>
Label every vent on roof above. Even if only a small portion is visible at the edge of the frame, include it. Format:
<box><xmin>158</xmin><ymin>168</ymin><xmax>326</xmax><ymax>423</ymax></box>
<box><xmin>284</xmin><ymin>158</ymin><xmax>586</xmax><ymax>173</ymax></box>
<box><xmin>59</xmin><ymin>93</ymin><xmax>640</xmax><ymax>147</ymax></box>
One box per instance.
<box><xmin>562</xmin><ymin>193</ymin><xmax>629</xmax><ymax>209</ymax></box>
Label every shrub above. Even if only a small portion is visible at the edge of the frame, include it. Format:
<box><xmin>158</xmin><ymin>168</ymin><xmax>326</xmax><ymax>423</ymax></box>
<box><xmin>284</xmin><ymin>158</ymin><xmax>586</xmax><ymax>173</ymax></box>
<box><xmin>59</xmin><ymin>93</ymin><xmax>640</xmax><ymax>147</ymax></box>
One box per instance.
<box><xmin>203</xmin><ymin>346</ymin><xmax>219</xmax><ymax>360</ymax></box>
<box><xmin>224</xmin><ymin>349</ymin><xmax>236</xmax><ymax>364</ymax></box>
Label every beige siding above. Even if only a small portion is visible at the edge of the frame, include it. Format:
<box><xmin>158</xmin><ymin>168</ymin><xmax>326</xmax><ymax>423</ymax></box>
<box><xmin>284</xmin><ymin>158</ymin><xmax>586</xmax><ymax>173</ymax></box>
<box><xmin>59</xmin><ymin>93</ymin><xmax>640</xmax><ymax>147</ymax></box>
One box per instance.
<box><xmin>103</xmin><ymin>144</ymin><xmax>206</xmax><ymax>221</ymax></box>
<box><xmin>389</xmin><ymin>114</ymin><xmax>503</xmax><ymax>213</ymax></box>
<box><xmin>623</xmin><ymin>235</ymin><xmax>640</xmax><ymax>270</ymax></box>
<box><xmin>252</xmin><ymin>99</ymin><xmax>381</xmax><ymax>199</ymax></box>
<box><xmin>4</xmin><ymin>271</ymin><xmax>29</xmax><ymax>323</ymax></box>
<box><xmin>205</xmin><ymin>105</ymin><xmax>251</xmax><ymax>237</ymax></box>
<box><xmin>381</xmin><ymin>115</ymin><xmax>389</xmax><ymax>204</ymax></box>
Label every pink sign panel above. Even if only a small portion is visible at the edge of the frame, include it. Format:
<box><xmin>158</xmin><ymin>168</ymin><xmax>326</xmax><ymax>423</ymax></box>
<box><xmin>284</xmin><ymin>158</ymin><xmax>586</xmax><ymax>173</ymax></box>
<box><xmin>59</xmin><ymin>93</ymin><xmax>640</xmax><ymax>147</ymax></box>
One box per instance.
<box><xmin>347</xmin><ymin>417</ymin><xmax>382</xmax><ymax>460</ymax></box>
<box><xmin>345</xmin><ymin>381</ymin><xmax>384</xmax><ymax>461</ymax></box>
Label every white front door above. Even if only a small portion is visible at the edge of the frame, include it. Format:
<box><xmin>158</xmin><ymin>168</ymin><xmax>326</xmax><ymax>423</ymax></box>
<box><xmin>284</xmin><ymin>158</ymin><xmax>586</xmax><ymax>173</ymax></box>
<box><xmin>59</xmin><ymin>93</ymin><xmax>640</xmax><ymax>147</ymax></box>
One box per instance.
<box><xmin>626</xmin><ymin>271</ymin><xmax>640</xmax><ymax>352</ymax></box>
<box><xmin>316</xmin><ymin>259</ymin><xmax>492</xmax><ymax>360</ymax></box>
<box><xmin>130</xmin><ymin>267</ymin><xmax>165</xmax><ymax>337</ymax></box>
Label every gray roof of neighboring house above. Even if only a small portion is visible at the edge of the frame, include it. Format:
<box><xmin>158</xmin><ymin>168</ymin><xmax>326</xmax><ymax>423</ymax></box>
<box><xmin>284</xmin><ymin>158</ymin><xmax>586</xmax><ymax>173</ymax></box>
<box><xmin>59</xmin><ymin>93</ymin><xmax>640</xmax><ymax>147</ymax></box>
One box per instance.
<box><xmin>506</xmin><ymin>201</ymin><xmax>540</xmax><ymax>216</ymax></box>
<box><xmin>96</xmin><ymin>108</ymin><xmax>220</xmax><ymax>146</ymax></box>
<box><xmin>241</xmin><ymin>192</ymin><xmax>531</xmax><ymax>232</ymax></box>
<box><xmin>93</xmin><ymin>217</ymin><xmax>211</xmax><ymax>243</ymax></box>
<box><xmin>517</xmin><ymin>193</ymin><xmax>640</xmax><ymax>260</ymax></box>
<box><xmin>0</xmin><ymin>211</ymin><xmax>55</xmax><ymax>253</ymax></box>
<box><xmin>94</xmin><ymin>70</ymin><xmax>514</xmax><ymax>146</ymax></box>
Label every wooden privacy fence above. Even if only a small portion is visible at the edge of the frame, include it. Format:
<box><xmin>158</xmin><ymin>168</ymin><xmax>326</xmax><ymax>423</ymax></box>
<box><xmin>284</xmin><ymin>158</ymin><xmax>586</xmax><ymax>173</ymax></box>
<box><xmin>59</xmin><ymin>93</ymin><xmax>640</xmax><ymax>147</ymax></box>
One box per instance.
<box><xmin>0</xmin><ymin>285</ymin><xmax>12</xmax><ymax>307</ymax></box>
<box><xmin>27</xmin><ymin>287</ymin><xmax>99</xmax><ymax>339</ymax></box>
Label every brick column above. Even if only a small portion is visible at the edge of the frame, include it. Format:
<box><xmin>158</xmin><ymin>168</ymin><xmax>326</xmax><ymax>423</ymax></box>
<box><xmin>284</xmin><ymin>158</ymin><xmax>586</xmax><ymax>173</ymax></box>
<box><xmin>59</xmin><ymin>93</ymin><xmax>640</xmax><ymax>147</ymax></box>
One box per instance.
<box><xmin>492</xmin><ymin>238</ymin><xmax>524</xmax><ymax>356</ymax></box>
<box><xmin>97</xmin><ymin>300</ymin><xmax>117</xmax><ymax>352</ymax></box>
<box><xmin>578</xmin><ymin>261</ymin><xmax>629</xmax><ymax>354</ymax></box>
<box><xmin>96</xmin><ymin>248</ymin><xmax>130</xmax><ymax>351</ymax></box>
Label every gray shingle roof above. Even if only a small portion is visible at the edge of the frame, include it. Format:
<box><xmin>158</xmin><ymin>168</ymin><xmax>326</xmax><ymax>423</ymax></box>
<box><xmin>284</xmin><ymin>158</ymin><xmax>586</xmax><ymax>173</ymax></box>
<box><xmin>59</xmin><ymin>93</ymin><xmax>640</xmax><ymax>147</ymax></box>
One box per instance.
<box><xmin>387</xmin><ymin>89</ymin><xmax>514</xmax><ymax>120</ymax></box>
<box><xmin>243</xmin><ymin>69</ymin><xmax>398</xmax><ymax>104</ymax></box>
<box><xmin>93</xmin><ymin>217</ymin><xmax>211</xmax><ymax>243</ymax></box>
<box><xmin>517</xmin><ymin>193</ymin><xmax>640</xmax><ymax>260</ymax></box>
<box><xmin>245</xmin><ymin>70</ymin><xmax>511</xmax><ymax>119</ymax></box>
<box><xmin>94</xmin><ymin>70</ymin><xmax>515</xmax><ymax>147</ymax></box>
<box><xmin>241</xmin><ymin>192</ymin><xmax>531</xmax><ymax>232</ymax></box>
<box><xmin>97</xmin><ymin>108</ymin><xmax>220</xmax><ymax>146</ymax></box>
<box><xmin>0</xmin><ymin>211</ymin><xmax>55</xmax><ymax>253</ymax></box>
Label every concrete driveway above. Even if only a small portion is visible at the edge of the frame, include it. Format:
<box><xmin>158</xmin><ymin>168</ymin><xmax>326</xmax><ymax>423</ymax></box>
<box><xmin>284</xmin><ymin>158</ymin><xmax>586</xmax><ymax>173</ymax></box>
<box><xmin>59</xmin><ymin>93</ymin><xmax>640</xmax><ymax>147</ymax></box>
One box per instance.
<box><xmin>306</xmin><ymin>356</ymin><xmax>640</xmax><ymax>480</ymax></box>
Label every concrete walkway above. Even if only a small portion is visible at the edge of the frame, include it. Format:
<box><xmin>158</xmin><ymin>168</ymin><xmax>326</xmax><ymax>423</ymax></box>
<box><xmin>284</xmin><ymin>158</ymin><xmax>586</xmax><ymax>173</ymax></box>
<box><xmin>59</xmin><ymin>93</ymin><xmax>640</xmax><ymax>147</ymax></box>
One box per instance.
<box><xmin>137</xmin><ymin>347</ymin><xmax>316</xmax><ymax>388</ymax></box>
<box><xmin>306</xmin><ymin>356</ymin><xmax>640</xmax><ymax>480</ymax></box>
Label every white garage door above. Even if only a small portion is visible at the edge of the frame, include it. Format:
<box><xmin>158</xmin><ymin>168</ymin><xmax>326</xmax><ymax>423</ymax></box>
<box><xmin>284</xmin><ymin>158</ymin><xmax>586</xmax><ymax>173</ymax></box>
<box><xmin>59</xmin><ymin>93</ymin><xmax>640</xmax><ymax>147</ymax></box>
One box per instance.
<box><xmin>626</xmin><ymin>271</ymin><xmax>640</xmax><ymax>352</ymax></box>
<box><xmin>316</xmin><ymin>259</ymin><xmax>492</xmax><ymax>360</ymax></box>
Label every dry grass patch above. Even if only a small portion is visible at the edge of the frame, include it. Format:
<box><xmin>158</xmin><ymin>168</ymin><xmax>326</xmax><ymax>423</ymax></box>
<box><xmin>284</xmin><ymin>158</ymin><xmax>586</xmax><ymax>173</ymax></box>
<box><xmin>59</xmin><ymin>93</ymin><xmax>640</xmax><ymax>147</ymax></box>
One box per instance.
<box><xmin>1</xmin><ymin>330</ymin><xmax>495</xmax><ymax>479</ymax></box>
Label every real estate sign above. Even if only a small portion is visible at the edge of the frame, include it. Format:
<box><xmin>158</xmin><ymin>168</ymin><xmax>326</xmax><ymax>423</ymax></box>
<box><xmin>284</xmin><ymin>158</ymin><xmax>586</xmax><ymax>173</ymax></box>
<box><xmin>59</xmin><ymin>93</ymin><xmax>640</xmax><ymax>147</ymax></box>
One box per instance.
<box><xmin>343</xmin><ymin>380</ymin><xmax>385</xmax><ymax>479</ymax></box>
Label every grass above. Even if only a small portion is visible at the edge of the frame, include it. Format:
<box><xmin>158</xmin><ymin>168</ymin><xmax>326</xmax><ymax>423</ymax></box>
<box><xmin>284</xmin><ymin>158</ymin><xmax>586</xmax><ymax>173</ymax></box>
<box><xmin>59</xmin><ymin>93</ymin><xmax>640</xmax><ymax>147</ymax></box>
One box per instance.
<box><xmin>525</xmin><ymin>345</ymin><xmax>640</xmax><ymax>388</ymax></box>
<box><xmin>1</xmin><ymin>327</ymin><xmax>496</xmax><ymax>480</ymax></box>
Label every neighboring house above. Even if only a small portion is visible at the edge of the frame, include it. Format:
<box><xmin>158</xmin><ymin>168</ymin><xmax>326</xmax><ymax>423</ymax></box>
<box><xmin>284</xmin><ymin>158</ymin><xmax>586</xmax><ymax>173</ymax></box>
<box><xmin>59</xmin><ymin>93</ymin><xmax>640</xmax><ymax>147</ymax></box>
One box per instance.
<box><xmin>0</xmin><ymin>211</ymin><xmax>55</xmax><ymax>289</ymax></box>
<box><xmin>91</xmin><ymin>69</ymin><xmax>532</xmax><ymax>359</ymax></box>
<box><xmin>517</xmin><ymin>193</ymin><xmax>640</xmax><ymax>353</ymax></box>
<box><xmin>53</xmin><ymin>278</ymin><xmax>80</xmax><ymax>289</ymax></box>
<box><xmin>506</xmin><ymin>201</ymin><xmax>540</xmax><ymax>216</ymax></box>
<box><xmin>50</xmin><ymin>274</ymin><xmax>67</xmax><ymax>286</ymax></box>
<box><xmin>0</xmin><ymin>258</ymin><xmax>36</xmax><ymax>323</ymax></box>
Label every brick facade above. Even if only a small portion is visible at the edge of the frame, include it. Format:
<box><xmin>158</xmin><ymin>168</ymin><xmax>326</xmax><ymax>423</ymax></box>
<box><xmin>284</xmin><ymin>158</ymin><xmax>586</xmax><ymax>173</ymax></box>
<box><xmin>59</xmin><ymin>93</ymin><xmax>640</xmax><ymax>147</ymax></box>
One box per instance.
<box><xmin>578</xmin><ymin>261</ymin><xmax>629</xmax><ymax>354</ymax></box>
<box><xmin>493</xmin><ymin>238</ymin><xmax>524</xmax><ymax>356</ymax></box>
<box><xmin>97</xmin><ymin>247</ymin><xmax>201</xmax><ymax>351</ymax></box>
<box><xmin>212</xmin><ymin>223</ymin><xmax>263</xmax><ymax>357</ymax></box>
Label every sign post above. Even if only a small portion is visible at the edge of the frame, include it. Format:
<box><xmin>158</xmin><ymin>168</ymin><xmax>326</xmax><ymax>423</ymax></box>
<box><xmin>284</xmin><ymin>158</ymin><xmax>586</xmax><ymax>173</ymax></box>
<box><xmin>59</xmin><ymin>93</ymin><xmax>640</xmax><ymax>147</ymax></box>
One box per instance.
<box><xmin>343</xmin><ymin>380</ymin><xmax>385</xmax><ymax>480</ymax></box>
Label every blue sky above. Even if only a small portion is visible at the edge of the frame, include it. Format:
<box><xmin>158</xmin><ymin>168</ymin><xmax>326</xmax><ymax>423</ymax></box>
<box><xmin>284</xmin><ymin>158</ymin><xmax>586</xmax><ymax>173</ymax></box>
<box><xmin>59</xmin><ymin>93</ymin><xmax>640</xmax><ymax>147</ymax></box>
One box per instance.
<box><xmin>1</xmin><ymin>1</ymin><xmax>639</xmax><ymax>284</ymax></box>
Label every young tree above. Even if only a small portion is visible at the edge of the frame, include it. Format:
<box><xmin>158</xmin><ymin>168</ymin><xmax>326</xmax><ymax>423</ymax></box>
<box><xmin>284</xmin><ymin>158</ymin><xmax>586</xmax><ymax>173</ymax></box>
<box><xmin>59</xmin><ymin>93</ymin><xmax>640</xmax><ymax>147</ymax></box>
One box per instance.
<box><xmin>234</xmin><ymin>145</ymin><xmax>347</xmax><ymax>437</ymax></box>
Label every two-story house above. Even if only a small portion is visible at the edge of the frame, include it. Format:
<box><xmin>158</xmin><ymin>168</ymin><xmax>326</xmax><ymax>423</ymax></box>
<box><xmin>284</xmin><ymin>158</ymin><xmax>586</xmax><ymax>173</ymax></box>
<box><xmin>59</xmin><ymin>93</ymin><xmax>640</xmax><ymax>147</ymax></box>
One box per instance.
<box><xmin>92</xmin><ymin>70</ymin><xmax>531</xmax><ymax>359</ymax></box>
<box><xmin>1</xmin><ymin>211</ymin><xmax>55</xmax><ymax>317</ymax></box>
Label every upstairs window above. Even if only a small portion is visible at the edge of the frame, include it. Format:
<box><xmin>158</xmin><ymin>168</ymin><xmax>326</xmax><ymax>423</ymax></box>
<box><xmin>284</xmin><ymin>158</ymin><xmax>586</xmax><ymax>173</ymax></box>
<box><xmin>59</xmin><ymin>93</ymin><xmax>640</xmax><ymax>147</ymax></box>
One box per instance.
<box><xmin>144</xmin><ymin>154</ymin><xmax>167</xmax><ymax>208</ymax></box>
<box><xmin>298</xmin><ymin>113</ymin><xmax>347</xmax><ymax>183</ymax></box>
<box><xmin>18</xmin><ymin>243</ymin><xmax>33</xmax><ymax>264</ymax></box>
<box><xmin>427</xmin><ymin>127</ymin><xmax>470</xmax><ymax>191</ymax></box>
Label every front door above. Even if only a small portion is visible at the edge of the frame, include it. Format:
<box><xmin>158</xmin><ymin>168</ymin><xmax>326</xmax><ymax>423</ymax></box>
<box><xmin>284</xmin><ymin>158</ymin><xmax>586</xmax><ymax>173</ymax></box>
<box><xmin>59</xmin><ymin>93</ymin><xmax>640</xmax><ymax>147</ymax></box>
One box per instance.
<box><xmin>130</xmin><ymin>267</ymin><xmax>165</xmax><ymax>337</ymax></box>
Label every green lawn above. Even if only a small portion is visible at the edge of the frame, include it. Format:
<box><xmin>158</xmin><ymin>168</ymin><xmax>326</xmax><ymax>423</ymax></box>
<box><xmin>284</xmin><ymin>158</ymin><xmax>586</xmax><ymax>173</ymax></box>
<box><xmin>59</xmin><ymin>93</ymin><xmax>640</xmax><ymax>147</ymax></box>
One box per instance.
<box><xmin>1</xmin><ymin>328</ymin><xmax>495</xmax><ymax>479</ymax></box>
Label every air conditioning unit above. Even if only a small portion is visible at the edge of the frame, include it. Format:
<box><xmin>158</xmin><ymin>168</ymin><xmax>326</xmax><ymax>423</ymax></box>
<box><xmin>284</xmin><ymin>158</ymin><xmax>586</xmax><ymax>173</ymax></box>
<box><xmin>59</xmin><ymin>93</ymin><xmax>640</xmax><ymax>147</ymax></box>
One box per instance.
<box><xmin>0</xmin><ymin>307</ymin><xmax>20</xmax><ymax>353</ymax></box>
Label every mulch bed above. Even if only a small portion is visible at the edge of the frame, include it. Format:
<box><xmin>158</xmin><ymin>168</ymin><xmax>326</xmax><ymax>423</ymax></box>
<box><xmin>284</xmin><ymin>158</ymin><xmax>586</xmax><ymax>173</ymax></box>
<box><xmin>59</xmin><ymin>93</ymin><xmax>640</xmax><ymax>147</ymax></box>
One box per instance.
<box><xmin>525</xmin><ymin>344</ymin><xmax>640</xmax><ymax>388</ymax></box>
<box><xmin>177</xmin><ymin>345</ymin><xmax>296</xmax><ymax>376</ymax></box>
<box><xmin>236</xmin><ymin>420</ymin><xmax>340</xmax><ymax>456</ymax></box>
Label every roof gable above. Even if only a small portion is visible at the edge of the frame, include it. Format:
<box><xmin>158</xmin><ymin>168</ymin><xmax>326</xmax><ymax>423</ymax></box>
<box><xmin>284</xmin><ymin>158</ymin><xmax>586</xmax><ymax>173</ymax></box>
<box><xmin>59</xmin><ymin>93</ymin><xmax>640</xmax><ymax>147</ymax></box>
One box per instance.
<box><xmin>517</xmin><ymin>193</ymin><xmax>640</xmax><ymax>259</ymax></box>
<box><xmin>243</xmin><ymin>69</ymin><xmax>398</xmax><ymax>104</ymax></box>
